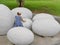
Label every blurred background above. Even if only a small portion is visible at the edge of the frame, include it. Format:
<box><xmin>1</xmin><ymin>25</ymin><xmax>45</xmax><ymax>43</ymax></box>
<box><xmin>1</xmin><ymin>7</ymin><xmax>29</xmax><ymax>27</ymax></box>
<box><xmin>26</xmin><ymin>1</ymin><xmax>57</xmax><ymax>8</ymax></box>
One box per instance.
<box><xmin>0</xmin><ymin>0</ymin><xmax>60</xmax><ymax>16</ymax></box>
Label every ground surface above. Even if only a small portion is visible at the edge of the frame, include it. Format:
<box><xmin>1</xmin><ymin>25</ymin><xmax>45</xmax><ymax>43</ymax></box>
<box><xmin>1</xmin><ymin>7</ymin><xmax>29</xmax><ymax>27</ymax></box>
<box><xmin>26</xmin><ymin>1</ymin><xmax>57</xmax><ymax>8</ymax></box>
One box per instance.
<box><xmin>0</xmin><ymin>33</ymin><xmax>60</xmax><ymax>45</ymax></box>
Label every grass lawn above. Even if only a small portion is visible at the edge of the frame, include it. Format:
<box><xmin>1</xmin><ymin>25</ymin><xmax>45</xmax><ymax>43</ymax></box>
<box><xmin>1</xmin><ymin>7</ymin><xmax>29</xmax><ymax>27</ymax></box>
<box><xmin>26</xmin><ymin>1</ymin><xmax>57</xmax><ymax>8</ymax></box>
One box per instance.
<box><xmin>24</xmin><ymin>0</ymin><xmax>60</xmax><ymax>16</ymax></box>
<box><xmin>0</xmin><ymin>0</ymin><xmax>60</xmax><ymax>16</ymax></box>
<box><xmin>0</xmin><ymin>0</ymin><xmax>18</xmax><ymax>9</ymax></box>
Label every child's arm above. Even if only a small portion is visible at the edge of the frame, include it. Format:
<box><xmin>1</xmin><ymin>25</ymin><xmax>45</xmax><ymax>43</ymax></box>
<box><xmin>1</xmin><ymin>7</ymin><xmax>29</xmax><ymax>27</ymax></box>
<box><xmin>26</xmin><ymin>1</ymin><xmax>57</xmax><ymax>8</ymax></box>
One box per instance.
<box><xmin>20</xmin><ymin>16</ymin><xmax>26</xmax><ymax>22</ymax></box>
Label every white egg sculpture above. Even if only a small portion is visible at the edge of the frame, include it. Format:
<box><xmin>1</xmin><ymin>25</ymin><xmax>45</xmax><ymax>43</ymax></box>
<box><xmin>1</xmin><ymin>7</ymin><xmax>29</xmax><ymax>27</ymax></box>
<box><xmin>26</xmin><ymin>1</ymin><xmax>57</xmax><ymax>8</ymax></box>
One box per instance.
<box><xmin>0</xmin><ymin>4</ymin><xmax>14</xmax><ymax>35</ymax></box>
<box><xmin>32</xmin><ymin>19</ymin><xmax>60</xmax><ymax>36</ymax></box>
<box><xmin>7</xmin><ymin>27</ymin><xmax>34</xmax><ymax>45</ymax></box>
<box><xmin>11</xmin><ymin>7</ymin><xmax>32</xmax><ymax>19</ymax></box>
<box><xmin>22</xmin><ymin>18</ymin><xmax>32</xmax><ymax>29</ymax></box>
<box><xmin>32</xmin><ymin>13</ymin><xmax>54</xmax><ymax>21</ymax></box>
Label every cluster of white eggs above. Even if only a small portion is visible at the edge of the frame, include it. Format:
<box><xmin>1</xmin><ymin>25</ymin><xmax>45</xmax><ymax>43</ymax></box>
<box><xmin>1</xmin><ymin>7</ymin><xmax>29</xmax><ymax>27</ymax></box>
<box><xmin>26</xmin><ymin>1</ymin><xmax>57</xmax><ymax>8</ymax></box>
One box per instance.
<box><xmin>0</xmin><ymin>4</ymin><xmax>34</xmax><ymax>45</ymax></box>
<box><xmin>11</xmin><ymin>7</ymin><xmax>33</xmax><ymax>30</ymax></box>
<box><xmin>0</xmin><ymin>4</ymin><xmax>60</xmax><ymax>45</ymax></box>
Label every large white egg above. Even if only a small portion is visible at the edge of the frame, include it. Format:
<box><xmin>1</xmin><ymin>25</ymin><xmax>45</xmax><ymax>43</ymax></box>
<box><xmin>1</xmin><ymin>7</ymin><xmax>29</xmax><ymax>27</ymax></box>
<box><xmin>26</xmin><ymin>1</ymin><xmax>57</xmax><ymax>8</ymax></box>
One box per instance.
<box><xmin>11</xmin><ymin>7</ymin><xmax>32</xmax><ymax>19</ymax></box>
<box><xmin>32</xmin><ymin>19</ymin><xmax>60</xmax><ymax>36</ymax></box>
<box><xmin>22</xmin><ymin>18</ymin><xmax>32</xmax><ymax>29</ymax></box>
<box><xmin>0</xmin><ymin>4</ymin><xmax>14</xmax><ymax>35</ymax></box>
<box><xmin>32</xmin><ymin>13</ymin><xmax>54</xmax><ymax>21</ymax></box>
<box><xmin>7</xmin><ymin>27</ymin><xmax>34</xmax><ymax>45</ymax></box>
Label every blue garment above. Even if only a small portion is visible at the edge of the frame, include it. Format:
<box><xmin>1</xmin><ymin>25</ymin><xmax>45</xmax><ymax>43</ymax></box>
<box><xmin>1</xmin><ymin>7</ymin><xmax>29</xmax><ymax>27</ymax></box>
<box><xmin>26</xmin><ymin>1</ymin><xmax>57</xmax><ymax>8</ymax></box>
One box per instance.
<box><xmin>14</xmin><ymin>16</ymin><xmax>23</xmax><ymax>27</ymax></box>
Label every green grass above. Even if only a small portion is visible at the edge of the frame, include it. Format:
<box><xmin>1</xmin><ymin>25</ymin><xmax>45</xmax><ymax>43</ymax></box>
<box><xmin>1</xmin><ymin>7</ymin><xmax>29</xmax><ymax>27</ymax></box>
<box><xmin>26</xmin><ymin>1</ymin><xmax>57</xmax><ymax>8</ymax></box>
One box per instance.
<box><xmin>24</xmin><ymin>1</ymin><xmax>60</xmax><ymax>16</ymax></box>
<box><xmin>0</xmin><ymin>0</ymin><xmax>60</xmax><ymax>16</ymax></box>
<box><xmin>0</xmin><ymin>0</ymin><xmax>18</xmax><ymax>9</ymax></box>
<box><xmin>26</xmin><ymin>0</ymin><xmax>53</xmax><ymax>1</ymax></box>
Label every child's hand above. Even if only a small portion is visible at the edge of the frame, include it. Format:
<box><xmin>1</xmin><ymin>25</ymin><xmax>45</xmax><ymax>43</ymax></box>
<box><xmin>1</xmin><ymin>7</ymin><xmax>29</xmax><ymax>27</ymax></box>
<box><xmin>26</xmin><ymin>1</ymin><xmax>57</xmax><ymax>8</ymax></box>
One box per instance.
<box><xmin>23</xmin><ymin>20</ymin><xmax>26</xmax><ymax>22</ymax></box>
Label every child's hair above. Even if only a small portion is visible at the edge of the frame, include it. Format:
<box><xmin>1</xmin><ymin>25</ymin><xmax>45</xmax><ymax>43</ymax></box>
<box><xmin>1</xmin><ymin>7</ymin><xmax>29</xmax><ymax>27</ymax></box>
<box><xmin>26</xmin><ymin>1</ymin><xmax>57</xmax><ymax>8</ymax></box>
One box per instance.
<box><xmin>17</xmin><ymin>12</ymin><xmax>21</xmax><ymax>15</ymax></box>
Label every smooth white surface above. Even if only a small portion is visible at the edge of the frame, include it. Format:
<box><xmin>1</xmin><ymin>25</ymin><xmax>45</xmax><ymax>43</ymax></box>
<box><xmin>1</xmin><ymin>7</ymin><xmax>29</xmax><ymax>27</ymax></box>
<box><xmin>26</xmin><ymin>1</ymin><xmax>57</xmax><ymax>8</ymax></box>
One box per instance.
<box><xmin>32</xmin><ymin>13</ymin><xmax>54</xmax><ymax>21</ymax></box>
<box><xmin>15</xmin><ymin>44</ymin><xmax>28</xmax><ymax>45</ymax></box>
<box><xmin>22</xmin><ymin>18</ymin><xmax>32</xmax><ymax>29</ymax></box>
<box><xmin>11</xmin><ymin>7</ymin><xmax>32</xmax><ymax>19</ymax></box>
<box><xmin>7</xmin><ymin>27</ymin><xmax>34</xmax><ymax>45</ymax></box>
<box><xmin>0</xmin><ymin>4</ymin><xmax>14</xmax><ymax>35</ymax></box>
<box><xmin>32</xmin><ymin>19</ymin><xmax>60</xmax><ymax>36</ymax></box>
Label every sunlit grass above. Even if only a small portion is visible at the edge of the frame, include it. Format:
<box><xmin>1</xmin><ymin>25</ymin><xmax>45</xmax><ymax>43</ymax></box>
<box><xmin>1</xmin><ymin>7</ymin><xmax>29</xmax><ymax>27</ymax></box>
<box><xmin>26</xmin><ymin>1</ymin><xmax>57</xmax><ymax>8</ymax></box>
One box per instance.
<box><xmin>24</xmin><ymin>1</ymin><xmax>60</xmax><ymax>16</ymax></box>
